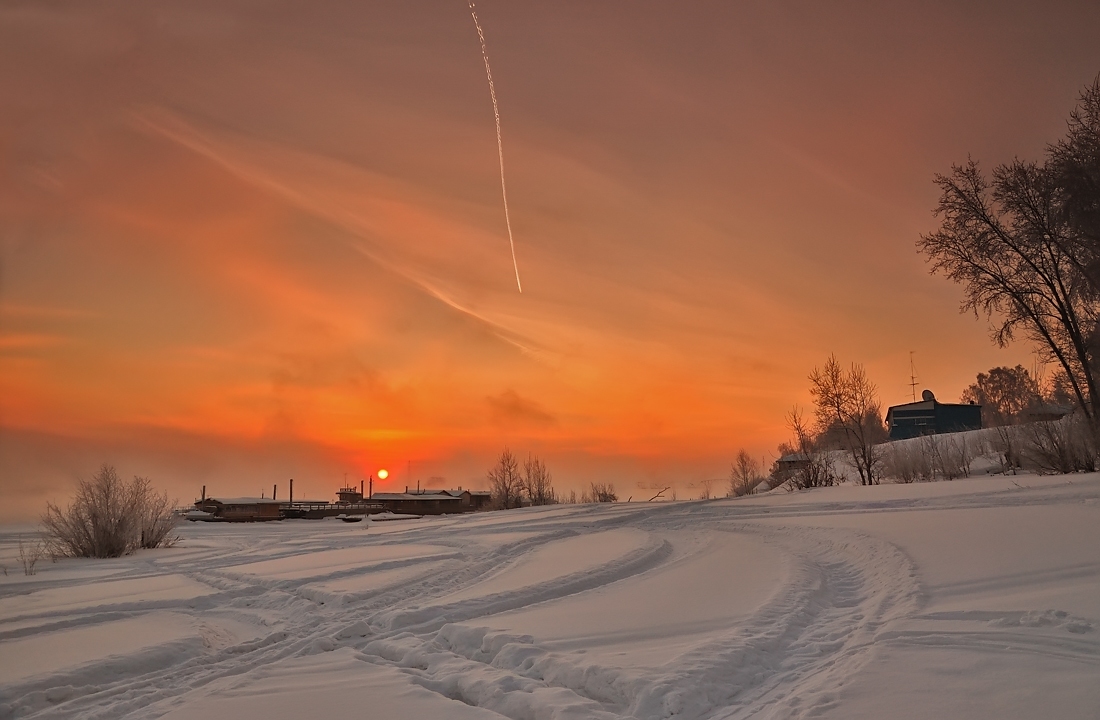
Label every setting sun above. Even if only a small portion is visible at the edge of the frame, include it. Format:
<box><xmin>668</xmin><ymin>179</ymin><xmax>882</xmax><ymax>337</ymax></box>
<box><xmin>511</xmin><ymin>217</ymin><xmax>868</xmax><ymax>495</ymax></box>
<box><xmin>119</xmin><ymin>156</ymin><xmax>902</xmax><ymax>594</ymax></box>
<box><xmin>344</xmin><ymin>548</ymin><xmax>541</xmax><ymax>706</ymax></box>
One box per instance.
<box><xmin>377</xmin><ymin>469</ymin><xmax>389</xmax><ymax>480</ymax></box>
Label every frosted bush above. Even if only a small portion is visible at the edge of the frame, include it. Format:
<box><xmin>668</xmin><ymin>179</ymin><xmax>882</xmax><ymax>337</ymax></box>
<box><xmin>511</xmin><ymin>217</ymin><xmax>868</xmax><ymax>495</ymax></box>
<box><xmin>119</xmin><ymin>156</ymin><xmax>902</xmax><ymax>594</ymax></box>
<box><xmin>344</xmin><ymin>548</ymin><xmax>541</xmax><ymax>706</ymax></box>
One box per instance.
<box><xmin>42</xmin><ymin>465</ymin><xmax>178</xmax><ymax>559</ymax></box>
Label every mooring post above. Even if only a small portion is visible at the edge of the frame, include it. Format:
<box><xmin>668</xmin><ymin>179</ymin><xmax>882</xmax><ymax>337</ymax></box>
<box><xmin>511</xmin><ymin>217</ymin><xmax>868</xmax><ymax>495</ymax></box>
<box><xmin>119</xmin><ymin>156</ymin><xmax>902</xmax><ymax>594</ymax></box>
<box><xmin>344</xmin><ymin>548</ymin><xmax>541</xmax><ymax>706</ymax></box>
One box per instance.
<box><xmin>369</xmin><ymin>476</ymin><xmax>373</xmax><ymax>499</ymax></box>
<box><xmin>290</xmin><ymin>478</ymin><xmax>294</xmax><ymax>504</ymax></box>
<box><xmin>273</xmin><ymin>483</ymin><xmax>277</xmax><ymax>500</ymax></box>
<box><xmin>360</xmin><ymin>479</ymin><xmax>364</xmax><ymax>497</ymax></box>
<box><xmin>202</xmin><ymin>485</ymin><xmax>206</xmax><ymax>503</ymax></box>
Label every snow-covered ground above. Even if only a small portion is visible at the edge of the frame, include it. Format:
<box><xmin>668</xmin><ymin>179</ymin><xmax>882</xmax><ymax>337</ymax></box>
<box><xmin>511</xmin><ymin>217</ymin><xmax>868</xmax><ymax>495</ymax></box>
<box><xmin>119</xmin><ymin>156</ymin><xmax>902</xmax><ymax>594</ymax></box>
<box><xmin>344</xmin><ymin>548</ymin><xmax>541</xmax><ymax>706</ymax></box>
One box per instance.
<box><xmin>2</xmin><ymin>474</ymin><xmax>1099</xmax><ymax>719</ymax></box>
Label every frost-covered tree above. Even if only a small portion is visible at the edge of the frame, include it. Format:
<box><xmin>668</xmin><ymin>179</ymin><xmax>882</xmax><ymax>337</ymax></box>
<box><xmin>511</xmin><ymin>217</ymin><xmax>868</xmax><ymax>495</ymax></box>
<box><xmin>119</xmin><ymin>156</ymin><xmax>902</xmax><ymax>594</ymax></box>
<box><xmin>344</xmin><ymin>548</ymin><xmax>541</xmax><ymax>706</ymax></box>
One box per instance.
<box><xmin>42</xmin><ymin>464</ymin><xmax>178</xmax><ymax>558</ymax></box>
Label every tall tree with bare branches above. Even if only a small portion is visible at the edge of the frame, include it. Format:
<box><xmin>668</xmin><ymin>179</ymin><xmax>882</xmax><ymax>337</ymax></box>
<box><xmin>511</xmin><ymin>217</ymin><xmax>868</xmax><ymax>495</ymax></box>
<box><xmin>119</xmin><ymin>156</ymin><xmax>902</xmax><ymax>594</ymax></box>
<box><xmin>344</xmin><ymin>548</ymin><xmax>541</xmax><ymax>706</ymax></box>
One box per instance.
<box><xmin>918</xmin><ymin>78</ymin><xmax>1100</xmax><ymax>441</ymax></box>
<box><xmin>808</xmin><ymin>355</ymin><xmax>886</xmax><ymax>485</ymax></box>
<box><xmin>487</xmin><ymin>448</ymin><xmax>523</xmax><ymax>509</ymax></box>
<box><xmin>729</xmin><ymin>449</ymin><xmax>762</xmax><ymax>497</ymax></box>
<box><xmin>521</xmin><ymin>454</ymin><xmax>556</xmax><ymax>505</ymax></box>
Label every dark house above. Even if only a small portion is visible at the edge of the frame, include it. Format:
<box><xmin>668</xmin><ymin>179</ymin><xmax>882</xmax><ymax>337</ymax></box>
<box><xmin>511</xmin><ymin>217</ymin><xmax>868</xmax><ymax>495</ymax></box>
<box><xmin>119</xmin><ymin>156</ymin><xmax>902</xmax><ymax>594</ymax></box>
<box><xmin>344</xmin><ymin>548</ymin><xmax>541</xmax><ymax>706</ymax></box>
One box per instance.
<box><xmin>771</xmin><ymin>453</ymin><xmax>811</xmax><ymax>487</ymax></box>
<box><xmin>193</xmin><ymin>497</ymin><xmax>283</xmax><ymax>521</ymax></box>
<box><xmin>418</xmin><ymin>488</ymin><xmax>493</xmax><ymax>511</ymax></box>
<box><xmin>370</xmin><ymin>487</ymin><xmax>494</xmax><ymax>515</ymax></box>
<box><xmin>370</xmin><ymin>491</ymin><xmax>464</xmax><ymax>515</ymax></box>
<box><xmin>886</xmin><ymin>390</ymin><xmax>982</xmax><ymax>440</ymax></box>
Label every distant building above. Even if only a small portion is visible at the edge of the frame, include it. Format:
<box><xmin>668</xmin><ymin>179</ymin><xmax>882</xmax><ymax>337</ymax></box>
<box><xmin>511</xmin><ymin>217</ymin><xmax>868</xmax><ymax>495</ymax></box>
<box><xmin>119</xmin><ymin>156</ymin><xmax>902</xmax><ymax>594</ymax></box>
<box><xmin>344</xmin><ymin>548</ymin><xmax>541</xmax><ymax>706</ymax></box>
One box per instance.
<box><xmin>193</xmin><ymin>497</ymin><xmax>283</xmax><ymax>521</ymax></box>
<box><xmin>771</xmin><ymin>452</ymin><xmax>811</xmax><ymax>488</ymax></box>
<box><xmin>1022</xmin><ymin>403</ymin><xmax>1075</xmax><ymax>424</ymax></box>
<box><xmin>370</xmin><ymin>487</ymin><xmax>493</xmax><ymax>515</ymax></box>
<box><xmin>886</xmin><ymin>390</ymin><xmax>982</xmax><ymax>440</ymax></box>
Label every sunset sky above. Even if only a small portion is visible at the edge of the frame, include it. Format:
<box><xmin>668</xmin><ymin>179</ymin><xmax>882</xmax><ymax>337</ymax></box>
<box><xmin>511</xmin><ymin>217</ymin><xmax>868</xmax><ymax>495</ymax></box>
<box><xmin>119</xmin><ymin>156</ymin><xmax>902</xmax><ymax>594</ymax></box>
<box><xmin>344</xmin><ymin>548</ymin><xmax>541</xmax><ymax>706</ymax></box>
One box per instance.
<box><xmin>3</xmin><ymin>0</ymin><xmax>1100</xmax><ymax>519</ymax></box>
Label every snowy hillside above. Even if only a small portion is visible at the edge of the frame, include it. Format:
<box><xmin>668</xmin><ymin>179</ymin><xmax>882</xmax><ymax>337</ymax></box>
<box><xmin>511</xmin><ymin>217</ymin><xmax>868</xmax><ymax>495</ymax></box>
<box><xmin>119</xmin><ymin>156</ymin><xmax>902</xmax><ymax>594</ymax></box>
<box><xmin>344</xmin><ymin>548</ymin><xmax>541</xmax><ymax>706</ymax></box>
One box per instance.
<box><xmin>2</xmin><ymin>474</ymin><xmax>1099</xmax><ymax>719</ymax></box>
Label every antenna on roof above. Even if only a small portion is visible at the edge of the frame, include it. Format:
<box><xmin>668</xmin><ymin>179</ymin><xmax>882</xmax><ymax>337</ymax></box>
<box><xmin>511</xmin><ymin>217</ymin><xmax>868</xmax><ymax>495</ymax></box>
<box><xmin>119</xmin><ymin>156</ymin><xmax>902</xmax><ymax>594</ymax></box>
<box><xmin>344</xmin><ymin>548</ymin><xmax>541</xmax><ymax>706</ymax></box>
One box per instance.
<box><xmin>909</xmin><ymin>351</ymin><xmax>919</xmax><ymax>402</ymax></box>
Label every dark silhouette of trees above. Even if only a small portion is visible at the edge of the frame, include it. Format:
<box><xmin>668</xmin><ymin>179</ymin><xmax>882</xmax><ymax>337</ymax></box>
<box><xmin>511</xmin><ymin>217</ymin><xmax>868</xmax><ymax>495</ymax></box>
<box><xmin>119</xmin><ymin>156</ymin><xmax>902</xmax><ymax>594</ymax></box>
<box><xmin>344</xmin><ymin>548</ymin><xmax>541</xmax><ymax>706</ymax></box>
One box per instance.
<box><xmin>487</xmin><ymin>448</ymin><xmax>523</xmax><ymax>509</ymax></box>
<box><xmin>918</xmin><ymin>77</ymin><xmax>1100</xmax><ymax>440</ymax></box>
<box><xmin>521</xmin><ymin>454</ymin><xmax>556</xmax><ymax>505</ymax></box>
<box><xmin>960</xmin><ymin>365</ymin><xmax>1043</xmax><ymax>426</ymax></box>
<box><xmin>582</xmin><ymin>482</ymin><xmax>617</xmax><ymax>502</ymax></box>
<box><xmin>808</xmin><ymin>355</ymin><xmax>886</xmax><ymax>485</ymax></box>
<box><xmin>1050</xmin><ymin>76</ymin><xmax>1100</xmax><ymax>292</ymax></box>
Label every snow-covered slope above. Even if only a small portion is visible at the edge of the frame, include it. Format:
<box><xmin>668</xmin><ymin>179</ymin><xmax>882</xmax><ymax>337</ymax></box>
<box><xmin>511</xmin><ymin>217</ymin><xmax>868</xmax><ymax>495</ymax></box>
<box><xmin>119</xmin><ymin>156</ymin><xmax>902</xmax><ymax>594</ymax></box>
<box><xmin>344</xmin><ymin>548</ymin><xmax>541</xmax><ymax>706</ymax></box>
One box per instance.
<box><xmin>1</xmin><ymin>474</ymin><xmax>1098</xmax><ymax>719</ymax></box>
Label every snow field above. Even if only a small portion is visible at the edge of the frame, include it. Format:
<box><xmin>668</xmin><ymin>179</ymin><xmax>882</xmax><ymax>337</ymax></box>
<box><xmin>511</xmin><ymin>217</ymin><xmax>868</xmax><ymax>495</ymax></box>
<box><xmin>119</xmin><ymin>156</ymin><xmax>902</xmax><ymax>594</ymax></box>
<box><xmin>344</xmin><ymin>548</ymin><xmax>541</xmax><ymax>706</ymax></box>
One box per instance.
<box><xmin>0</xmin><ymin>475</ymin><xmax>1097</xmax><ymax>719</ymax></box>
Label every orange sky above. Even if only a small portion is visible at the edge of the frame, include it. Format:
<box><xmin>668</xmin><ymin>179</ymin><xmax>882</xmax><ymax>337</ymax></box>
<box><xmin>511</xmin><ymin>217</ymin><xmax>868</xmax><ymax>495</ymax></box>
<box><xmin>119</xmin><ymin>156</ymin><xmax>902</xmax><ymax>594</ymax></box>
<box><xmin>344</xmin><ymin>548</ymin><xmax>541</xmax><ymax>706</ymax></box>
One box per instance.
<box><xmin>2</xmin><ymin>1</ymin><xmax>1099</xmax><ymax>520</ymax></box>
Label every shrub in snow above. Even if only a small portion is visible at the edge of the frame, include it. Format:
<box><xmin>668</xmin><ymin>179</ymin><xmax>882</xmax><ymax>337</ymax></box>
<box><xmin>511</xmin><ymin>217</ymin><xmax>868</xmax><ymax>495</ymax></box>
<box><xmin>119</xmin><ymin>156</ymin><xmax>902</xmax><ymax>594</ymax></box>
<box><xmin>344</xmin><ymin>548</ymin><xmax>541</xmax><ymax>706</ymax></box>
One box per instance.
<box><xmin>582</xmin><ymin>482</ymin><xmax>617</xmax><ymax>503</ymax></box>
<box><xmin>42</xmin><ymin>464</ymin><xmax>179</xmax><ymax>558</ymax></box>
<box><xmin>1019</xmin><ymin>414</ymin><xmax>1096</xmax><ymax>475</ymax></box>
<box><xmin>18</xmin><ymin>537</ymin><xmax>43</xmax><ymax>575</ymax></box>
<box><xmin>881</xmin><ymin>441</ymin><xmax>933</xmax><ymax>484</ymax></box>
<box><xmin>989</xmin><ymin>425</ymin><xmax>1024</xmax><ymax>474</ymax></box>
<box><xmin>927</xmin><ymin>434</ymin><xmax>974</xmax><ymax>480</ymax></box>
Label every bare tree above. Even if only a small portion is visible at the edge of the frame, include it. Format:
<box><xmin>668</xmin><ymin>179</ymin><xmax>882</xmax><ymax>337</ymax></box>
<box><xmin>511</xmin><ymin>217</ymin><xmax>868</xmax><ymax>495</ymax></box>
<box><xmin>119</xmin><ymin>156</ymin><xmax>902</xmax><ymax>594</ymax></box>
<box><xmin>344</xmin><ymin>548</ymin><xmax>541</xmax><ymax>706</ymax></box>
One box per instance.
<box><xmin>521</xmin><ymin>454</ymin><xmax>557</xmax><ymax>505</ymax></box>
<box><xmin>1049</xmin><ymin>76</ymin><xmax>1100</xmax><ymax>293</ymax></box>
<box><xmin>808</xmin><ymin>355</ymin><xmax>886</xmax><ymax>485</ymax></box>
<box><xmin>698</xmin><ymin>478</ymin><xmax>715</xmax><ymax>500</ymax></box>
<box><xmin>41</xmin><ymin>465</ymin><xmax>178</xmax><ymax>559</ymax></box>
<box><xmin>918</xmin><ymin>79</ymin><xmax>1100</xmax><ymax>444</ymax></box>
<box><xmin>729</xmin><ymin>449</ymin><xmax>763</xmax><ymax>497</ymax></box>
<box><xmin>775</xmin><ymin>407</ymin><xmax>837</xmax><ymax>490</ymax></box>
<box><xmin>487</xmin><ymin>448</ymin><xmax>523</xmax><ymax>509</ymax></box>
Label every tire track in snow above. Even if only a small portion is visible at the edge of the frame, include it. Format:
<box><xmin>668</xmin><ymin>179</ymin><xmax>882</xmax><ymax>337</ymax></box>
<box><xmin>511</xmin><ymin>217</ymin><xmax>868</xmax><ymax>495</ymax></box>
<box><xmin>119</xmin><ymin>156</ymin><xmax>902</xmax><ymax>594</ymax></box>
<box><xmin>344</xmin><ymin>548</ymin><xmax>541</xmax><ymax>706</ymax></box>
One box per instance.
<box><xmin>7</xmin><ymin>480</ymin><xmax>1097</xmax><ymax>720</ymax></box>
<box><xmin>350</xmin><ymin>521</ymin><xmax>925</xmax><ymax>720</ymax></box>
<box><xmin>3</xmin><ymin>514</ymin><xmax>659</xmax><ymax>719</ymax></box>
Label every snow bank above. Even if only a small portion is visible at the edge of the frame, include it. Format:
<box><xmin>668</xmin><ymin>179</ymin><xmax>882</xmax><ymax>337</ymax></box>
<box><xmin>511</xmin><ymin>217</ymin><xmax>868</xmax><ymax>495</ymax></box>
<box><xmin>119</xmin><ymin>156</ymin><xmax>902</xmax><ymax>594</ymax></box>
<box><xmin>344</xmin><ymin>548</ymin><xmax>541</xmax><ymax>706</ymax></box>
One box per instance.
<box><xmin>1</xmin><ymin>474</ymin><xmax>1097</xmax><ymax>719</ymax></box>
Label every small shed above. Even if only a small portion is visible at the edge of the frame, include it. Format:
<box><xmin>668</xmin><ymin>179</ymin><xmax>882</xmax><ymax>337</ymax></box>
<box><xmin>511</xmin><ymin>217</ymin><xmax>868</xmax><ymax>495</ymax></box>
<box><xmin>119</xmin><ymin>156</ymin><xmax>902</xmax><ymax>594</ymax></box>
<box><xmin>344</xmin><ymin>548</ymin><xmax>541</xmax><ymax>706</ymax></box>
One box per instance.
<box><xmin>886</xmin><ymin>390</ymin><xmax>982</xmax><ymax>440</ymax></box>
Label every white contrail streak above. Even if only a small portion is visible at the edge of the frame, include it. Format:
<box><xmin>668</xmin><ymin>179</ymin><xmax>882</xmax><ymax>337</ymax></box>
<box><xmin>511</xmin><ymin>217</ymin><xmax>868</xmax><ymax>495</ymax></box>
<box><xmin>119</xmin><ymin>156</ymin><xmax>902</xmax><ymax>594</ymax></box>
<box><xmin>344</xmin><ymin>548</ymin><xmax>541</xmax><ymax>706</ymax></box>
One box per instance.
<box><xmin>468</xmin><ymin>1</ymin><xmax>522</xmax><ymax>293</ymax></box>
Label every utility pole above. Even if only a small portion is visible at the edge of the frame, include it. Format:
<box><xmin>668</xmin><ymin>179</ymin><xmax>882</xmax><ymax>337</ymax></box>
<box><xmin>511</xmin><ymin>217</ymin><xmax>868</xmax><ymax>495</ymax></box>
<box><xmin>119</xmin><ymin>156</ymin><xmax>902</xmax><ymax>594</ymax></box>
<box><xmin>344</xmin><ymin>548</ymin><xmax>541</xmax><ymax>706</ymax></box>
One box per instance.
<box><xmin>909</xmin><ymin>351</ymin><xmax>919</xmax><ymax>402</ymax></box>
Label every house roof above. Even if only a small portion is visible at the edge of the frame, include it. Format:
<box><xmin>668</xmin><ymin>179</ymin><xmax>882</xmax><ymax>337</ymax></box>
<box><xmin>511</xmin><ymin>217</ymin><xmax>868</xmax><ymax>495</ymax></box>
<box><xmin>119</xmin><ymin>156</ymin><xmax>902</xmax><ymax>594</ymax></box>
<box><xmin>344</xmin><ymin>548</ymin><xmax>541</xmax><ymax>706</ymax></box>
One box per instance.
<box><xmin>886</xmin><ymin>400</ymin><xmax>935</xmax><ymax>413</ymax></box>
<box><xmin>886</xmin><ymin>399</ymin><xmax>981</xmax><ymax>414</ymax></box>
<box><xmin>370</xmin><ymin>492</ymin><xmax>462</xmax><ymax>501</ymax></box>
<box><xmin>201</xmin><ymin>497</ymin><xmax>282</xmax><ymax>505</ymax></box>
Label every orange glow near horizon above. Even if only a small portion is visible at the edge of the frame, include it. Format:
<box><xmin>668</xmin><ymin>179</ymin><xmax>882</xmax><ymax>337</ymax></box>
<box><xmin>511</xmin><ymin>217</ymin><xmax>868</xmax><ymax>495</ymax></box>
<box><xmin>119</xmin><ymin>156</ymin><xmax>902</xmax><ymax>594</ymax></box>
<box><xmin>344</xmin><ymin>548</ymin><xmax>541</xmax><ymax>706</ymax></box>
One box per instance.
<box><xmin>3</xmin><ymin>1</ymin><xmax>1096</xmax><ymax>521</ymax></box>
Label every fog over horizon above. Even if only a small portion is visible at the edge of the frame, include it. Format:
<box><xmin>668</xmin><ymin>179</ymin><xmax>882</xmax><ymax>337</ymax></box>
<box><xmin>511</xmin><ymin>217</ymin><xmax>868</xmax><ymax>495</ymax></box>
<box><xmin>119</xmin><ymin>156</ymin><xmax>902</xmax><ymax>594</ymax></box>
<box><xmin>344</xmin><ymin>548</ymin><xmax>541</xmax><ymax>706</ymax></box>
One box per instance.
<box><xmin>3</xmin><ymin>0</ymin><xmax>1099</xmax><ymax>520</ymax></box>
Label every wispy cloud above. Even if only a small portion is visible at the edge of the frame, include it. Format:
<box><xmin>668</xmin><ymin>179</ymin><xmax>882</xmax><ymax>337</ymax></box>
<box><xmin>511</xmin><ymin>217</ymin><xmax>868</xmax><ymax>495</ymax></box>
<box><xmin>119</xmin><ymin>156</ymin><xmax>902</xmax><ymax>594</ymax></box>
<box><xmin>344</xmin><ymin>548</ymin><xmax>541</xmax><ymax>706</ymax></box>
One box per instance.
<box><xmin>130</xmin><ymin>108</ymin><xmax>553</xmax><ymax>362</ymax></box>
